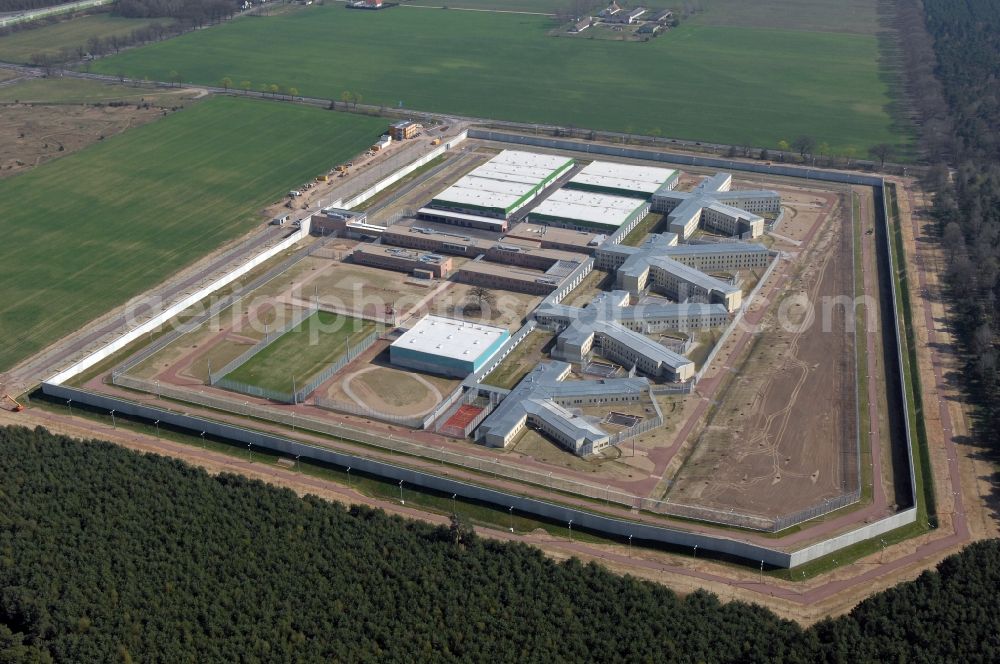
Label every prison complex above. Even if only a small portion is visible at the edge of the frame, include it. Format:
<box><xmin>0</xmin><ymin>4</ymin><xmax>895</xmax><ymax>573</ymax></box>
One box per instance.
<box><xmin>308</xmin><ymin>151</ymin><xmax>781</xmax><ymax>455</ymax></box>
<box><xmin>477</xmin><ymin>361</ymin><xmax>652</xmax><ymax>456</ymax></box>
<box><xmin>652</xmin><ymin>173</ymin><xmax>780</xmax><ymax>239</ymax></box>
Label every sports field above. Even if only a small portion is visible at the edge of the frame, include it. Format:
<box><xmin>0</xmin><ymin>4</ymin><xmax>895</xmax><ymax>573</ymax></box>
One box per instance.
<box><xmin>224</xmin><ymin>312</ymin><xmax>375</xmax><ymax>392</ymax></box>
<box><xmin>0</xmin><ymin>14</ymin><xmax>173</xmax><ymax>63</ymax></box>
<box><xmin>0</xmin><ymin>96</ymin><xmax>384</xmax><ymax>372</ymax></box>
<box><xmin>89</xmin><ymin>3</ymin><xmax>911</xmax><ymax>155</ymax></box>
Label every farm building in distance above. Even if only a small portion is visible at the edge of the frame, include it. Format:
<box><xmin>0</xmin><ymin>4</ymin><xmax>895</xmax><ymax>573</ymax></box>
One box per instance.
<box><xmin>477</xmin><ymin>361</ymin><xmax>653</xmax><ymax>456</ymax></box>
<box><xmin>652</xmin><ymin>172</ymin><xmax>780</xmax><ymax>239</ymax></box>
<box><xmin>427</xmin><ymin>150</ymin><xmax>574</xmax><ymax>222</ymax></box>
<box><xmin>565</xmin><ymin>160</ymin><xmax>679</xmax><ymax>198</ymax></box>
<box><xmin>529</xmin><ymin>189</ymin><xmax>651</xmax><ymax>232</ymax></box>
<box><xmin>390</xmin><ymin>315</ymin><xmax>509</xmax><ymax>378</ymax></box>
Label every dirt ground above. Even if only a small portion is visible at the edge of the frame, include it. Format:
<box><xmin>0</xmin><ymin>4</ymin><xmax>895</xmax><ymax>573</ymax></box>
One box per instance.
<box><xmin>436</xmin><ymin>282</ymin><xmax>541</xmax><ymax>332</ymax></box>
<box><xmin>667</xmin><ymin>190</ymin><xmax>857</xmax><ymax>519</ymax></box>
<box><xmin>0</xmin><ymin>102</ymin><xmax>166</xmax><ymax>177</ymax></box>
<box><xmin>562</xmin><ymin>269</ymin><xmax>613</xmax><ymax>307</ymax></box>
<box><xmin>320</xmin><ymin>345</ymin><xmax>460</xmax><ymax>418</ymax></box>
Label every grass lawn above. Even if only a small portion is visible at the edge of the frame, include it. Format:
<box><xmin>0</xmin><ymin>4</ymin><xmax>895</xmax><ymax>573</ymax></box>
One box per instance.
<box><xmin>88</xmin><ymin>4</ymin><xmax>912</xmax><ymax>156</ymax></box>
<box><xmin>0</xmin><ymin>14</ymin><xmax>174</xmax><ymax>63</ymax></box>
<box><xmin>0</xmin><ymin>76</ymin><xmax>197</xmax><ymax>103</ymax></box>
<box><xmin>225</xmin><ymin>312</ymin><xmax>376</xmax><ymax>392</ymax></box>
<box><xmin>481</xmin><ymin>329</ymin><xmax>553</xmax><ymax>389</ymax></box>
<box><xmin>0</xmin><ymin>95</ymin><xmax>385</xmax><ymax>372</ymax></box>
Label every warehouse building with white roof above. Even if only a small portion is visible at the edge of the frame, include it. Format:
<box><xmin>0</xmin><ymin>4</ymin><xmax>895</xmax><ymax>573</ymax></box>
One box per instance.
<box><xmin>529</xmin><ymin>189</ymin><xmax>651</xmax><ymax>232</ymax></box>
<box><xmin>427</xmin><ymin>150</ymin><xmax>575</xmax><ymax>223</ymax></box>
<box><xmin>565</xmin><ymin>160</ymin><xmax>679</xmax><ymax>198</ymax></box>
<box><xmin>390</xmin><ymin>315</ymin><xmax>510</xmax><ymax>378</ymax></box>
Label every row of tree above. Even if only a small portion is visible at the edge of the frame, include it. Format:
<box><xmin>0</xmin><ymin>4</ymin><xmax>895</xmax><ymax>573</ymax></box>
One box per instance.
<box><xmin>1</xmin><ymin>425</ymin><xmax>998</xmax><ymax>663</ymax></box>
<box><xmin>912</xmin><ymin>0</ymin><xmax>1000</xmax><ymax>438</ymax></box>
<box><xmin>115</xmin><ymin>0</ymin><xmax>240</xmax><ymax>24</ymax></box>
<box><xmin>25</xmin><ymin>19</ymin><xmax>187</xmax><ymax>66</ymax></box>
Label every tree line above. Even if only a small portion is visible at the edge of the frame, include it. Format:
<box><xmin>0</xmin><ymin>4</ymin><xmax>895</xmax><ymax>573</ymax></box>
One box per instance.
<box><xmin>908</xmin><ymin>0</ymin><xmax>1000</xmax><ymax>440</ymax></box>
<box><xmin>1</xmin><ymin>425</ymin><xmax>998</xmax><ymax>663</ymax></box>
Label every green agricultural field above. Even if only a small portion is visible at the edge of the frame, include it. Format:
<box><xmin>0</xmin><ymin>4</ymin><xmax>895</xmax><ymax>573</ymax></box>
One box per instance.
<box><xmin>88</xmin><ymin>3</ymin><xmax>912</xmax><ymax>156</ymax></box>
<box><xmin>0</xmin><ymin>96</ymin><xmax>384</xmax><ymax>372</ymax></box>
<box><xmin>0</xmin><ymin>14</ymin><xmax>173</xmax><ymax>63</ymax></box>
<box><xmin>0</xmin><ymin>76</ymin><xmax>197</xmax><ymax>103</ymax></box>
<box><xmin>224</xmin><ymin>312</ymin><xmax>375</xmax><ymax>392</ymax></box>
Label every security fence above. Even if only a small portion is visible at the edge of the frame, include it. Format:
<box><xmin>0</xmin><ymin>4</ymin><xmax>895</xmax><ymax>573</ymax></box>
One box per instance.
<box><xmin>212</xmin><ymin>378</ymin><xmax>296</xmax><ymax>404</ymax></box>
<box><xmin>313</xmin><ymin>397</ymin><xmax>426</xmax><ymax>428</ymax></box>
<box><xmin>208</xmin><ymin>305</ymin><xmax>318</xmax><ymax>385</ymax></box>
<box><xmin>436</xmin><ymin>389</ymin><xmax>502</xmax><ymax>439</ymax></box>
<box><xmin>607</xmin><ymin>414</ymin><xmax>664</xmax><ymax>446</ymax></box>
<box><xmin>106</xmin><ymin>372</ymin><xmax>862</xmax><ymax>533</ymax></box>
<box><xmin>294</xmin><ymin>328</ymin><xmax>382</xmax><ymax>402</ymax></box>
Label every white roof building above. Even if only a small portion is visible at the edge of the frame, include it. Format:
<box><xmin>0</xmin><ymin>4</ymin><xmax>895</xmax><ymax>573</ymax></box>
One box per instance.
<box><xmin>430</xmin><ymin>150</ymin><xmax>575</xmax><ymax>218</ymax></box>
<box><xmin>567</xmin><ymin>161</ymin><xmax>679</xmax><ymax>198</ymax></box>
<box><xmin>390</xmin><ymin>315</ymin><xmax>511</xmax><ymax>377</ymax></box>
<box><xmin>530</xmin><ymin>189</ymin><xmax>650</xmax><ymax>231</ymax></box>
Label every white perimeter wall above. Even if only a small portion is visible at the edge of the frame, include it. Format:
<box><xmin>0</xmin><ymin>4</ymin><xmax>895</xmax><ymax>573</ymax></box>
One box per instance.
<box><xmin>48</xmin><ymin>216</ymin><xmax>313</xmax><ymax>385</ymax></box>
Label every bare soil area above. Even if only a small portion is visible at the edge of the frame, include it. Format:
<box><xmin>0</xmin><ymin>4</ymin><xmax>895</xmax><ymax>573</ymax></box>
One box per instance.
<box><xmin>0</xmin><ymin>102</ymin><xmax>164</xmax><ymax>177</ymax></box>
<box><xmin>668</xmin><ymin>192</ymin><xmax>857</xmax><ymax>519</ymax></box>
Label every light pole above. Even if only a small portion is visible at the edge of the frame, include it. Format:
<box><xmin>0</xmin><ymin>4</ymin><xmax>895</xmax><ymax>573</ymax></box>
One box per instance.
<box><xmin>153</xmin><ymin>420</ymin><xmax>160</xmax><ymax>438</ymax></box>
<box><xmin>693</xmin><ymin>544</ymin><xmax>698</xmax><ymax>559</ymax></box>
<box><xmin>295</xmin><ymin>455</ymin><xmax>301</xmax><ymax>472</ymax></box>
<box><xmin>880</xmin><ymin>538</ymin><xmax>887</xmax><ymax>563</ymax></box>
<box><xmin>568</xmin><ymin>520</ymin><xmax>573</xmax><ymax>541</ymax></box>
<box><xmin>200</xmin><ymin>431</ymin><xmax>206</xmax><ymax>448</ymax></box>
<box><xmin>759</xmin><ymin>560</ymin><xmax>764</xmax><ymax>584</ymax></box>
<box><xmin>66</xmin><ymin>399</ymin><xmax>73</xmax><ymax>417</ymax></box>
<box><xmin>451</xmin><ymin>493</ymin><xmax>457</xmax><ymax>515</ymax></box>
<box><xmin>110</xmin><ymin>409</ymin><xmax>117</xmax><ymax>429</ymax></box>
<box><xmin>628</xmin><ymin>534</ymin><xmax>632</xmax><ymax>557</ymax></box>
<box><xmin>247</xmin><ymin>443</ymin><xmax>252</xmax><ymax>462</ymax></box>
<box><xmin>398</xmin><ymin>480</ymin><xmax>404</xmax><ymax>504</ymax></box>
<box><xmin>346</xmin><ymin>466</ymin><xmax>351</xmax><ymax>486</ymax></box>
<box><xmin>508</xmin><ymin>506</ymin><xmax>514</xmax><ymax>533</ymax></box>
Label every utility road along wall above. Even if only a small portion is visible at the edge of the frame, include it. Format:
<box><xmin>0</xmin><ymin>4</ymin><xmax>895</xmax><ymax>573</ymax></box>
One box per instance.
<box><xmin>330</xmin><ymin>131</ymin><xmax>469</xmax><ymax>210</ymax></box>
<box><xmin>42</xmin><ymin>133</ymin><xmax>920</xmax><ymax>569</ymax></box>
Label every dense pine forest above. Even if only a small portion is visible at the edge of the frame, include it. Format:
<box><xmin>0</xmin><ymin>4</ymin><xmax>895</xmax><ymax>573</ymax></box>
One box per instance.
<box><xmin>1</xmin><ymin>426</ymin><xmax>999</xmax><ymax>663</ymax></box>
<box><xmin>917</xmin><ymin>0</ymin><xmax>1000</xmax><ymax>436</ymax></box>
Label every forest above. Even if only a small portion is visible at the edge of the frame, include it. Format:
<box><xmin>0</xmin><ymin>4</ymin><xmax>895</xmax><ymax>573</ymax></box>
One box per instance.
<box><xmin>1</xmin><ymin>425</ymin><xmax>999</xmax><ymax>663</ymax></box>
<box><xmin>915</xmin><ymin>0</ymin><xmax>1000</xmax><ymax>438</ymax></box>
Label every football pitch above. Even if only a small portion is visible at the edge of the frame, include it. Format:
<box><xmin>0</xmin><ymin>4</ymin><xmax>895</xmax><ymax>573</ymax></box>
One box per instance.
<box><xmin>223</xmin><ymin>312</ymin><xmax>376</xmax><ymax>393</ymax></box>
<box><xmin>0</xmin><ymin>96</ymin><xmax>384</xmax><ymax>372</ymax></box>
<box><xmin>89</xmin><ymin>3</ymin><xmax>912</xmax><ymax>156</ymax></box>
